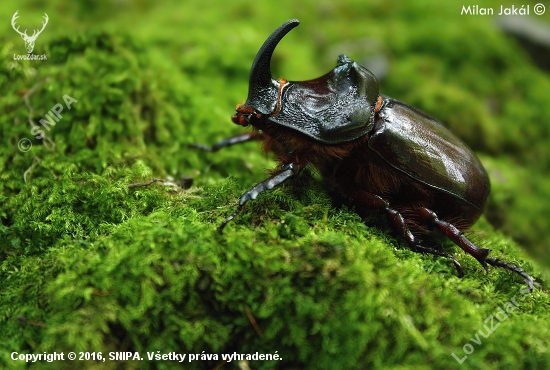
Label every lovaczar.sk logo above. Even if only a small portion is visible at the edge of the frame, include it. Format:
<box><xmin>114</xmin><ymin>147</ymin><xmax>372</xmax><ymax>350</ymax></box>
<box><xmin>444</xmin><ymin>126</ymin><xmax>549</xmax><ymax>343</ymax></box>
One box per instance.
<box><xmin>11</xmin><ymin>10</ymin><xmax>48</xmax><ymax>61</ymax></box>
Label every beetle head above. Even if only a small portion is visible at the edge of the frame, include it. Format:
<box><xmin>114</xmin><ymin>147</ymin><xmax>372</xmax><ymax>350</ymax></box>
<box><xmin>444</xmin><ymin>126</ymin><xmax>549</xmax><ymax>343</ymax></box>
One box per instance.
<box><xmin>233</xmin><ymin>19</ymin><xmax>380</xmax><ymax>144</ymax></box>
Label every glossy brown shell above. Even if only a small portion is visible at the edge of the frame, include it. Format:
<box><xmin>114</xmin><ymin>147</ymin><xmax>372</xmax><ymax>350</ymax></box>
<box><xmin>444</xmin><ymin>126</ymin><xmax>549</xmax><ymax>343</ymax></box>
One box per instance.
<box><xmin>369</xmin><ymin>99</ymin><xmax>490</xmax><ymax>211</ymax></box>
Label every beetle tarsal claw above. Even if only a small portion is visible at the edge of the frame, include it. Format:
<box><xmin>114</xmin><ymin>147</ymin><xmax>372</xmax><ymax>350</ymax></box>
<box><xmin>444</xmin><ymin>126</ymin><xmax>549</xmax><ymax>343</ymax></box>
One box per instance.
<box><xmin>479</xmin><ymin>259</ymin><xmax>489</xmax><ymax>273</ymax></box>
<box><xmin>218</xmin><ymin>212</ymin><xmax>239</xmax><ymax>234</ymax></box>
<box><xmin>453</xmin><ymin>260</ymin><xmax>465</xmax><ymax>278</ymax></box>
<box><xmin>410</xmin><ymin>244</ymin><xmax>464</xmax><ymax>277</ymax></box>
<box><xmin>485</xmin><ymin>258</ymin><xmax>535</xmax><ymax>292</ymax></box>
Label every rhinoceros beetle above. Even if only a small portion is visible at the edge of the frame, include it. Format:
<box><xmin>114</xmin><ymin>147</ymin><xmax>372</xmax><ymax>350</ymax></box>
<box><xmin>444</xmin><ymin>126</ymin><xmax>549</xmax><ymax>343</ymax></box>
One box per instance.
<box><xmin>194</xmin><ymin>19</ymin><xmax>534</xmax><ymax>291</ymax></box>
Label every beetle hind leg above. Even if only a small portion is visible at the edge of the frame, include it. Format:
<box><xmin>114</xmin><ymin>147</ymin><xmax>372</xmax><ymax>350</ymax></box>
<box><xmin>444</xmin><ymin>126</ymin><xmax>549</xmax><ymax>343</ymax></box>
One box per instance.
<box><xmin>415</xmin><ymin>208</ymin><xmax>534</xmax><ymax>291</ymax></box>
<box><xmin>485</xmin><ymin>258</ymin><xmax>534</xmax><ymax>292</ymax></box>
<box><xmin>414</xmin><ymin>208</ymin><xmax>490</xmax><ymax>267</ymax></box>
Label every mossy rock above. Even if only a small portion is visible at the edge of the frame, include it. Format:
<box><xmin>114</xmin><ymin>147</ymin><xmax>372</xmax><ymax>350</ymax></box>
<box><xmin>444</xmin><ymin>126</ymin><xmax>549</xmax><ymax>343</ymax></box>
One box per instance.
<box><xmin>1</xmin><ymin>1</ymin><xmax>550</xmax><ymax>369</ymax></box>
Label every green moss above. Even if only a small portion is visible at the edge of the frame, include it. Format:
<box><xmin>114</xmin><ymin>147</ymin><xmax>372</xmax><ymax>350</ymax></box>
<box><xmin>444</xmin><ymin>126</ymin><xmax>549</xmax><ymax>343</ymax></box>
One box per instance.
<box><xmin>1</xmin><ymin>0</ymin><xmax>550</xmax><ymax>369</ymax></box>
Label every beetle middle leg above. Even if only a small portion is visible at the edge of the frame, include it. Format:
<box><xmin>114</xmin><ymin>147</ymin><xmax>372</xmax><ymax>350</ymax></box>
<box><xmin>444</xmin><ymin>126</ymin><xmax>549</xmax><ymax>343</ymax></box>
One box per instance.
<box><xmin>351</xmin><ymin>191</ymin><xmax>464</xmax><ymax>276</ymax></box>
<box><xmin>385</xmin><ymin>205</ymin><xmax>464</xmax><ymax>277</ymax></box>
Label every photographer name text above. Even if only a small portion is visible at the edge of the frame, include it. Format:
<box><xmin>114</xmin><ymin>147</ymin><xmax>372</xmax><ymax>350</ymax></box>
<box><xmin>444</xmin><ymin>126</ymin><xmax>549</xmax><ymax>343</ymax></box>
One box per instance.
<box><xmin>461</xmin><ymin>4</ymin><xmax>546</xmax><ymax>15</ymax></box>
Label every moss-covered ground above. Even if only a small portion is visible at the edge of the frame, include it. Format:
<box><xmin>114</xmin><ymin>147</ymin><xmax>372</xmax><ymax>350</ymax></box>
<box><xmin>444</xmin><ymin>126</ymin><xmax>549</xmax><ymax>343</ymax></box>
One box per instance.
<box><xmin>1</xmin><ymin>0</ymin><xmax>550</xmax><ymax>369</ymax></box>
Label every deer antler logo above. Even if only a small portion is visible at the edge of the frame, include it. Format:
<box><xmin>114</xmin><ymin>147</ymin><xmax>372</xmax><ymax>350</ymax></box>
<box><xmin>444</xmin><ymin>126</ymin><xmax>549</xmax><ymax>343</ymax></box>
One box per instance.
<box><xmin>11</xmin><ymin>11</ymin><xmax>49</xmax><ymax>54</ymax></box>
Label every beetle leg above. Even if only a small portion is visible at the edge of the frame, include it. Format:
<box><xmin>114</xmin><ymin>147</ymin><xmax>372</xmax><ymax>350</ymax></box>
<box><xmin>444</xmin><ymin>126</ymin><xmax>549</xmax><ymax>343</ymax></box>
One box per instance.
<box><xmin>412</xmin><ymin>245</ymin><xmax>464</xmax><ymax>278</ymax></box>
<box><xmin>190</xmin><ymin>132</ymin><xmax>265</xmax><ymax>152</ymax></box>
<box><xmin>385</xmin><ymin>205</ymin><xmax>464</xmax><ymax>277</ymax></box>
<box><xmin>415</xmin><ymin>208</ymin><xmax>533</xmax><ymax>290</ymax></box>
<box><xmin>485</xmin><ymin>258</ymin><xmax>534</xmax><ymax>292</ymax></box>
<box><xmin>352</xmin><ymin>192</ymin><xmax>419</xmax><ymax>247</ymax></box>
<box><xmin>351</xmin><ymin>191</ymin><xmax>463</xmax><ymax>276</ymax></box>
<box><xmin>415</xmin><ymin>208</ymin><xmax>490</xmax><ymax>267</ymax></box>
<box><xmin>218</xmin><ymin>162</ymin><xmax>300</xmax><ymax>233</ymax></box>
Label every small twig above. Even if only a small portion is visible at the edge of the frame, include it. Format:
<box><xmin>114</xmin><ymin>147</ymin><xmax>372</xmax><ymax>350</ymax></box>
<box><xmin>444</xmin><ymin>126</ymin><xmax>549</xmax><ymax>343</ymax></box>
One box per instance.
<box><xmin>23</xmin><ymin>157</ymin><xmax>41</xmax><ymax>183</ymax></box>
<box><xmin>23</xmin><ymin>78</ymin><xmax>56</xmax><ymax>152</ymax></box>
<box><xmin>127</xmin><ymin>177</ymin><xmax>166</xmax><ymax>189</ymax></box>
<box><xmin>244</xmin><ymin>305</ymin><xmax>265</xmax><ymax>338</ymax></box>
<box><xmin>128</xmin><ymin>176</ymin><xmax>193</xmax><ymax>189</ymax></box>
<box><xmin>238</xmin><ymin>360</ymin><xmax>251</xmax><ymax>370</ymax></box>
<box><xmin>16</xmin><ymin>315</ymin><xmax>47</xmax><ymax>328</ymax></box>
<box><xmin>212</xmin><ymin>360</ymin><xmax>228</xmax><ymax>370</ymax></box>
<box><xmin>92</xmin><ymin>289</ymin><xmax>112</xmax><ymax>297</ymax></box>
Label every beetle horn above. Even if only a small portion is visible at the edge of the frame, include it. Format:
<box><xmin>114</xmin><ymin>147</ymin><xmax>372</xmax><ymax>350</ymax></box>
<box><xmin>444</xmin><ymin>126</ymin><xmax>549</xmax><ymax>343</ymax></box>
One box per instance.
<box><xmin>245</xmin><ymin>19</ymin><xmax>300</xmax><ymax>115</ymax></box>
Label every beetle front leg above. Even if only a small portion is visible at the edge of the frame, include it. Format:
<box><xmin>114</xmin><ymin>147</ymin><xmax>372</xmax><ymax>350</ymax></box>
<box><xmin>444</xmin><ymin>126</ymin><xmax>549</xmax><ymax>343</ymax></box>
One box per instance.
<box><xmin>218</xmin><ymin>162</ymin><xmax>301</xmax><ymax>233</ymax></box>
<box><xmin>190</xmin><ymin>132</ymin><xmax>265</xmax><ymax>152</ymax></box>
